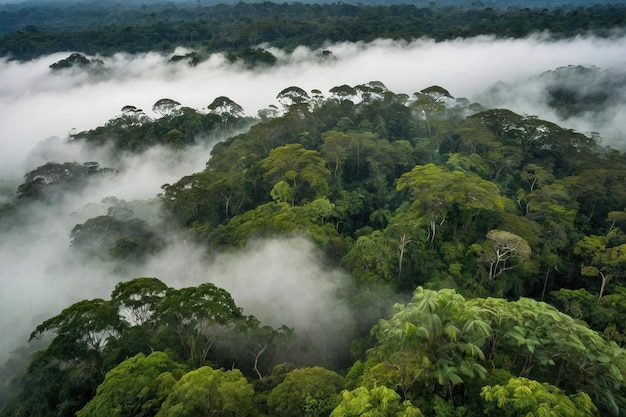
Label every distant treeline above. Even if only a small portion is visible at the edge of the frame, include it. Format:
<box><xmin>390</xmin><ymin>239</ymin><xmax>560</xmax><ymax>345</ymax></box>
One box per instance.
<box><xmin>1</xmin><ymin>1</ymin><xmax>625</xmax><ymax>59</ymax></box>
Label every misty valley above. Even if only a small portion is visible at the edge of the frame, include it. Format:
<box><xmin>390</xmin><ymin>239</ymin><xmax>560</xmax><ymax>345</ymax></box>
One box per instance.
<box><xmin>2</xmin><ymin>1</ymin><xmax>626</xmax><ymax>417</ymax></box>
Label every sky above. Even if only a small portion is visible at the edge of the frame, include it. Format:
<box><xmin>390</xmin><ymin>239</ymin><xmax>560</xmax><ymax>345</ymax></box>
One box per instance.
<box><xmin>1</xmin><ymin>33</ymin><xmax>626</xmax><ymax>364</ymax></box>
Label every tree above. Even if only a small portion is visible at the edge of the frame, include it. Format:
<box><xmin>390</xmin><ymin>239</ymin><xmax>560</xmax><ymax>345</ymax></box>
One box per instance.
<box><xmin>22</xmin><ymin>299</ymin><xmax>128</xmax><ymax>416</ymax></box>
<box><xmin>355</xmin><ymin>81</ymin><xmax>387</xmax><ymax>103</ymax></box>
<box><xmin>330</xmin><ymin>386</ymin><xmax>423</xmax><ymax>417</ymax></box>
<box><xmin>321</xmin><ymin>130</ymin><xmax>353</xmax><ymax>179</ymax></box>
<box><xmin>30</xmin><ymin>298</ymin><xmax>125</xmax><ymax>360</ymax></box>
<box><xmin>207</xmin><ymin>96</ymin><xmax>245</xmax><ymax>129</ymax></box>
<box><xmin>49</xmin><ymin>52</ymin><xmax>92</xmax><ymax>70</ymax></box>
<box><xmin>575</xmin><ymin>235</ymin><xmax>626</xmax><ymax>299</ymax></box>
<box><xmin>157</xmin><ymin>284</ymin><xmax>243</xmax><ymax>368</ymax></box>
<box><xmin>17</xmin><ymin>161</ymin><xmax>111</xmax><ymax>201</ymax></box>
<box><xmin>118</xmin><ymin>105</ymin><xmax>148</xmax><ymax>127</ymax></box>
<box><xmin>70</xmin><ymin>215</ymin><xmax>161</xmax><ymax>261</ymax></box>
<box><xmin>110</xmin><ymin>277</ymin><xmax>168</xmax><ymax>327</ymax></box>
<box><xmin>341</xmin><ymin>230</ymin><xmax>397</xmax><ymax>283</ymax></box>
<box><xmin>607</xmin><ymin>210</ymin><xmax>626</xmax><ymax>233</ymax></box>
<box><xmin>76</xmin><ymin>352</ymin><xmax>188</xmax><ymax>417</ymax></box>
<box><xmin>329</xmin><ymin>84</ymin><xmax>358</xmax><ymax>103</ymax></box>
<box><xmin>396</xmin><ymin>164</ymin><xmax>504</xmax><ymax>244</ymax></box>
<box><xmin>550</xmin><ymin>287</ymin><xmax>626</xmax><ymax>345</ymax></box>
<box><xmin>259</xmin><ymin>143</ymin><xmax>330</xmax><ymax>206</ymax></box>
<box><xmin>520</xmin><ymin>163</ymin><xmax>554</xmax><ymax>193</ymax></box>
<box><xmin>364</xmin><ymin>288</ymin><xmax>491</xmax><ymax>402</ymax></box>
<box><xmin>411</xmin><ymin>85</ymin><xmax>452</xmax><ymax>137</ymax></box>
<box><xmin>267</xmin><ymin>366</ymin><xmax>344</xmax><ymax>417</ymax></box>
<box><xmin>476</xmin><ymin>296</ymin><xmax>626</xmax><ymax>416</ymax></box>
<box><xmin>211</xmin><ymin>201</ymin><xmax>349</xmax><ymax>258</ymax></box>
<box><xmin>229</xmin><ymin>316</ymin><xmax>294</xmax><ymax>380</ymax></box>
<box><xmin>486</xmin><ymin>144</ymin><xmax>522</xmax><ymax>182</ymax></box>
<box><xmin>481</xmin><ymin>377</ymin><xmax>598</xmax><ymax>417</ymax></box>
<box><xmin>156</xmin><ymin>366</ymin><xmax>255</xmax><ymax>417</ymax></box>
<box><xmin>482</xmin><ymin>229</ymin><xmax>532</xmax><ymax>280</ymax></box>
<box><xmin>152</xmin><ymin>98</ymin><xmax>182</xmax><ymax>117</ymax></box>
<box><xmin>277</xmin><ymin>86</ymin><xmax>310</xmax><ymax>110</ymax></box>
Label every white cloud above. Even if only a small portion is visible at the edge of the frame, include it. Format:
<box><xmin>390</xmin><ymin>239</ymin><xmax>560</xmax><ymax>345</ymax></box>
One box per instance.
<box><xmin>1</xmin><ymin>33</ymin><xmax>626</xmax><ymax>362</ymax></box>
<box><xmin>2</xmin><ymin>34</ymin><xmax>626</xmax><ymax>173</ymax></box>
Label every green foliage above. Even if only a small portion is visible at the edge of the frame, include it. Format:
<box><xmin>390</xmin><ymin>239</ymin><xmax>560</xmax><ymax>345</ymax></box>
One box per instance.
<box><xmin>110</xmin><ymin>277</ymin><xmax>168</xmax><ymax>326</ymax></box>
<box><xmin>357</xmin><ymin>288</ymin><xmax>626</xmax><ymax>416</ymax></box>
<box><xmin>267</xmin><ymin>366</ymin><xmax>344</xmax><ymax>417</ymax></box>
<box><xmin>3</xmin><ymin>3</ymin><xmax>625</xmax><ymax>60</ymax></box>
<box><xmin>76</xmin><ymin>352</ymin><xmax>188</xmax><ymax>417</ymax></box>
<box><xmin>481</xmin><ymin>377</ymin><xmax>598</xmax><ymax>417</ymax></box>
<box><xmin>60</xmin><ymin>77</ymin><xmax>626</xmax><ymax>303</ymax></box>
<box><xmin>260</xmin><ymin>143</ymin><xmax>330</xmax><ymax>206</ymax></box>
<box><xmin>70</xmin><ymin>216</ymin><xmax>163</xmax><ymax>261</ymax></box>
<box><xmin>17</xmin><ymin>161</ymin><xmax>112</xmax><ymax>202</ymax></box>
<box><xmin>226</xmin><ymin>48</ymin><xmax>277</xmax><ymax>68</ymax></box>
<box><xmin>210</xmin><ymin>201</ymin><xmax>351</xmax><ymax>260</ymax></box>
<box><xmin>73</xmin><ymin>104</ymin><xmax>251</xmax><ymax>152</ymax></box>
<box><xmin>365</xmin><ymin>288</ymin><xmax>491</xmax><ymax>402</ymax></box>
<box><xmin>341</xmin><ymin>230</ymin><xmax>397</xmax><ymax>282</ymax></box>
<box><xmin>482</xmin><ymin>229</ymin><xmax>532</xmax><ymax>280</ymax></box>
<box><xmin>5</xmin><ymin>278</ymin><xmax>296</xmax><ymax>417</ymax></box>
<box><xmin>157</xmin><ymin>283</ymin><xmax>244</xmax><ymax>368</ymax></box>
<box><xmin>156</xmin><ymin>366</ymin><xmax>255</xmax><ymax>417</ymax></box>
<box><xmin>549</xmin><ymin>287</ymin><xmax>626</xmax><ymax>345</ymax></box>
<box><xmin>476</xmin><ymin>296</ymin><xmax>626</xmax><ymax>416</ymax></box>
<box><xmin>29</xmin><ymin>298</ymin><xmax>126</xmax><ymax>354</ymax></box>
<box><xmin>574</xmin><ymin>233</ymin><xmax>626</xmax><ymax>298</ymax></box>
<box><xmin>8</xmin><ymin>71</ymin><xmax>626</xmax><ymax>417</ymax></box>
<box><xmin>49</xmin><ymin>52</ymin><xmax>103</xmax><ymax>71</ymax></box>
<box><xmin>330</xmin><ymin>386</ymin><xmax>424</xmax><ymax>417</ymax></box>
<box><xmin>397</xmin><ymin>163</ymin><xmax>505</xmax><ymax>245</ymax></box>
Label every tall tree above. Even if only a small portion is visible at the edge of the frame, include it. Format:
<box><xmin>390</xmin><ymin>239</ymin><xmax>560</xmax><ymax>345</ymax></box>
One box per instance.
<box><xmin>157</xmin><ymin>284</ymin><xmax>243</xmax><ymax>368</ymax></box>
<box><xmin>411</xmin><ymin>86</ymin><xmax>453</xmax><ymax>137</ymax></box>
<box><xmin>267</xmin><ymin>366</ymin><xmax>344</xmax><ymax>417</ymax></box>
<box><xmin>110</xmin><ymin>277</ymin><xmax>168</xmax><ymax>327</ymax></box>
<box><xmin>156</xmin><ymin>366</ymin><xmax>255</xmax><ymax>417</ymax></box>
<box><xmin>396</xmin><ymin>164</ymin><xmax>504</xmax><ymax>244</ymax></box>
<box><xmin>259</xmin><ymin>143</ymin><xmax>330</xmax><ymax>206</ymax></box>
<box><xmin>331</xmin><ymin>386</ymin><xmax>424</xmax><ymax>417</ymax></box>
<box><xmin>481</xmin><ymin>229</ymin><xmax>532</xmax><ymax>281</ymax></box>
<box><xmin>152</xmin><ymin>98</ymin><xmax>182</xmax><ymax>117</ymax></box>
<box><xmin>575</xmin><ymin>234</ymin><xmax>626</xmax><ymax>298</ymax></box>
<box><xmin>76</xmin><ymin>352</ymin><xmax>188</xmax><ymax>417</ymax></box>
<box><xmin>364</xmin><ymin>288</ymin><xmax>491</xmax><ymax>402</ymax></box>
<box><xmin>29</xmin><ymin>299</ymin><xmax>125</xmax><ymax>362</ymax></box>
<box><xmin>207</xmin><ymin>96</ymin><xmax>245</xmax><ymax>129</ymax></box>
<box><xmin>481</xmin><ymin>377</ymin><xmax>598</xmax><ymax>417</ymax></box>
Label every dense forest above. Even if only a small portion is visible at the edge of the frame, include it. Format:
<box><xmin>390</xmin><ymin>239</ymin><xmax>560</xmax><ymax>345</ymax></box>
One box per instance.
<box><xmin>2</xmin><ymin>1</ymin><xmax>626</xmax><ymax>59</ymax></box>
<box><xmin>2</xmin><ymin>0</ymin><xmax>626</xmax><ymax>416</ymax></box>
<box><xmin>2</xmin><ymin>75</ymin><xmax>626</xmax><ymax>416</ymax></box>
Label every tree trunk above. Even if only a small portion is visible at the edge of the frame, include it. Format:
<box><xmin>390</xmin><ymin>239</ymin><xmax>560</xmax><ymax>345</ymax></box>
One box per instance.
<box><xmin>398</xmin><ymin>234</ymin><xmax>412</xmax><ymax>282</ymax></box>
<box><xmin>541</xmin><ymin>266</ymin><xmax>551</xmax><ymax>302</ymax></box>
<box><xmin>599</xmin><ymin>271</ymin><xmax>607</xmax><ymax>299</ymax></box>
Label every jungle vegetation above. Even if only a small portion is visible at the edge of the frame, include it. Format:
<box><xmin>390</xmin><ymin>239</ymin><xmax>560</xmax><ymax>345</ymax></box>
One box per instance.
<box><xmin>1</xmin><ymin>0</ymin><xmax>626</xmax><ymax>416</ymax></box>
<box><xmin>2</xmin><ymin>75</ymin><xmax>626</xmax><ymax>416</ymax></box>
<box><xmin>1</xmin><ymin>1</ymin><xmax>626</xmax><ymax>60</ymax></box>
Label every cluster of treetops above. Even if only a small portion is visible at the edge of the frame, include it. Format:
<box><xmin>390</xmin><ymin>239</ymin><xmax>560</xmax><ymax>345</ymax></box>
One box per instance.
<box><xmin>2</xmin><ymin>69</ymin><xmax>626</xmax><ymax>416</ymax></box>
<box><xmin>1</xmin><ymin>0</ymin><xmax>626</xmax><ymax>60</ymax></box>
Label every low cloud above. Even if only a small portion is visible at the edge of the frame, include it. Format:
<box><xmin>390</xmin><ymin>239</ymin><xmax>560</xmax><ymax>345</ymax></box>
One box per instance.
<box><xmin>2</xmin><ymin>33</ymin><xmax>626</xmax><ymax>362</ymax></box>
<box><xmin>474</xmin><ymin>64</ymin><xmax>626</xmax><ymax>146</ymax></box>
<box><xmin>138</xmin><ymin>236</ymin><xmax>357</xmax><ymax>364</ymax></box>
<box><xmin>2</xmin><ymin>33</ymin><xmax>626</xmax><ymax>174</ymax></box>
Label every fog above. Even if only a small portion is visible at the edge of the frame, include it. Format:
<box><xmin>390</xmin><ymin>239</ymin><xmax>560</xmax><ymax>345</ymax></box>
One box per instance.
<box><xmin>1</xmin><ymin>33</ymin><xmax>626</xmax><ymax>363</ymax></box>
